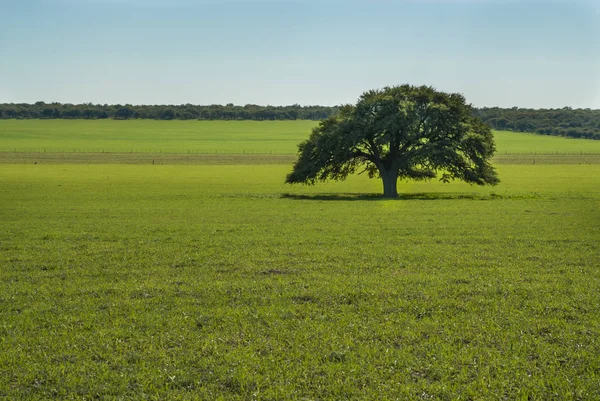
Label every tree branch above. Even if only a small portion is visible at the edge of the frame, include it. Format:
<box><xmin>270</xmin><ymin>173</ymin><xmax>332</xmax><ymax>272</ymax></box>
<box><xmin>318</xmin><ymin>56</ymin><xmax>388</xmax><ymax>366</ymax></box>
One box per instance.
<box><xmin>352</xmin><ymin>149</ymin><xmax>376</xmax><ymax>163</ymax></box>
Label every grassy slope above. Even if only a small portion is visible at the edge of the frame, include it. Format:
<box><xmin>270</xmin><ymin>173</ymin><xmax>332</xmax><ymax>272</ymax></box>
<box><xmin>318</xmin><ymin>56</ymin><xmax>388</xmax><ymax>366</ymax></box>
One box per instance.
<box><xmin>2</xmin><ymin>120</ymin><xmax>600</xmax><ymax>154</ymax></box>
<box><xmin>1</xmin><ymin>164</ymin><xmax>599</xmax><ymax>399</ymax></box>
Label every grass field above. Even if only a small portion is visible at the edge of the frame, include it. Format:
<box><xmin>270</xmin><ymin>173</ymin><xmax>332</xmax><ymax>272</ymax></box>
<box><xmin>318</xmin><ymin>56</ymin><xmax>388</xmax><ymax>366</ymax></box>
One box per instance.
<box><xmin>0</xmin><ymin>120</ymin><xmax>315</xmax><ymax>154</ymax></box>
<box><xmin>1</xmin><ymin>122</ymin><xmax>600</xmax><ymax>399</ymax></box>
<box><xmin>2</xmin><ymin>119</ymin><xmax>600</xmax><ymax>154</ymax></box>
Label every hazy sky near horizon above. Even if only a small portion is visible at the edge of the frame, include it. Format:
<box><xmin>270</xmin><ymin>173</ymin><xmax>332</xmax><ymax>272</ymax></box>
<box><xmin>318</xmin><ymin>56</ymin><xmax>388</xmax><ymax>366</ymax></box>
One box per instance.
<box><xmin>1</xmin><ymin>0</ymin><xmax>599</xmax><ymax>108</ymax></box>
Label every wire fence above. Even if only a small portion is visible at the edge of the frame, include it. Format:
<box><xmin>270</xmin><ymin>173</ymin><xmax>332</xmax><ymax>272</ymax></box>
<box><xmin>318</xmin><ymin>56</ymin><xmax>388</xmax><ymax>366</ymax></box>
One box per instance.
<box><xmin>0</xmin><ymin>148</ymin><xmax>295</xmax><ymax>154</ymax></box>
<box><xmin>2</xmin><ymin>148</ymin><xmax>600</xmax><ymax>156</ymax></box>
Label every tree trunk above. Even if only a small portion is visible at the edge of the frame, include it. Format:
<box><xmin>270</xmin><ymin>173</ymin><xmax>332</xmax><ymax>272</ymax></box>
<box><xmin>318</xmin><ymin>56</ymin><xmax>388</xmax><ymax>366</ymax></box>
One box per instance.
<box><xmin>381</xmin><ymin>169</ymin><xmax>398</xmax><ymax>198</ymax></box>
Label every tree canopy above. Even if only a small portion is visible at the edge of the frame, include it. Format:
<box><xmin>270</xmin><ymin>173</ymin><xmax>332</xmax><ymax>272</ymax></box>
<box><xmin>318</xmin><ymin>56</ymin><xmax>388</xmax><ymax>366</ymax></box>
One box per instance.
<box><xmin>0</xmin><ymin>102</ymin><xmax>338</xmax><ymax>121</ymax></box>
<box><xmin>286</xmin><ymin>85</ymin><xmax>500</xmax><ymax>198</ymax></box>
<box><xmin>473</xmin><ymin>107</ymin><xmax>600</xmax><ymax>140</ymax></box>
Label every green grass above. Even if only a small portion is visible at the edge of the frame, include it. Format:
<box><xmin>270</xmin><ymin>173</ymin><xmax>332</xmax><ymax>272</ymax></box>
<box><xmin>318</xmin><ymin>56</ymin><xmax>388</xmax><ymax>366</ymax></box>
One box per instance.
<box><xmin>2</xmin><ymin>120</ymin><xmax>600</xmax><ymax>154</ymax></box>
<box><xmin>1</xmin><ymin>163</ymin><xmax>599</xmax><ymax>399</ymax></box>
<box><xmin>494</xmin><ymin>130</ymin><xmax>600</xmax><ymax>154</ymax></box>
<box><xmin>0</xmin><ymin>119</ymin><xmax>316</xmax><ymax>154</ymax></box>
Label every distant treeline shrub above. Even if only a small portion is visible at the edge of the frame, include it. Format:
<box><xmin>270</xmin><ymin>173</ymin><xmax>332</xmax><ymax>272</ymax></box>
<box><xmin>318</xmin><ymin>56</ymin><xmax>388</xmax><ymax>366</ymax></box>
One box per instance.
<box><xmin>1</xmin><ymin>102</ymin><xmax>599</xmax><ymax>140</ymax></box>
<box><xmin>0</xmin><ymin>102</ymin><xmax>339</xmax><ymax>121</ymax></box>
<box><xmin>473</xmin><ymin>107</ymin><xmax>600</xmax><ymax>140</ymax></box>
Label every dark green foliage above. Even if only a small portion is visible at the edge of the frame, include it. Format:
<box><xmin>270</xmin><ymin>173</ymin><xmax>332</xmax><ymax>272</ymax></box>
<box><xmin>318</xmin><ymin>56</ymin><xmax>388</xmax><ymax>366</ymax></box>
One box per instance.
<box><xmin>0</xmin><ymin>102</ymin><xmax>339</xmax><ymax>121</ymax></box>
<box><xmin>474</xmin><ymin>107</ymin><xmax>600</xmax><ymax>140</ymax></box>
<box><xmin>286</xmin><ymin>85</ymin><xmax>499</xmax><ymax>197</ymax></box>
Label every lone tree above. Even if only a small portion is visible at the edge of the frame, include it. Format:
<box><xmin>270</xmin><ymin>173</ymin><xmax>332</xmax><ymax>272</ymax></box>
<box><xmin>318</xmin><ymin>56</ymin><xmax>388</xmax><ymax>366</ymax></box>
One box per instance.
<box><xmin>286</xmin><ymin>85</ymin><xmax>499</xmax><ymax>198</ymax></box>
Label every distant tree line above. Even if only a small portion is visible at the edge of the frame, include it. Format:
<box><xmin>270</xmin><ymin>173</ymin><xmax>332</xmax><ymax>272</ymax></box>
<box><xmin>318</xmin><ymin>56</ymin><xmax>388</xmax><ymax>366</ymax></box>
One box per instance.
<box><xmin>473</xmin><ymin>107</ymin><xmax>600</xmax><ymax>140</ymax></box>
<box><xmin>0</xmin><ymin>102</ymin><xmax>339</xmax><ymax>121</ymax></box>
<box><xmin>1</xmin><ymin>102</ymin><xmax>599</xmax><ymax>140</ymax></box>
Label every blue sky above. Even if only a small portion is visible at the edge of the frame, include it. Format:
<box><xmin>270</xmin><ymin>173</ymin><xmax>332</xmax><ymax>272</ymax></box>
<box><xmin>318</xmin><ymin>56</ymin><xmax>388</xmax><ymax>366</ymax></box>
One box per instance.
<box><xmin>1</xmin><ymin>0</ymin><xmax>598</xmax><ymax>108</ymax></box>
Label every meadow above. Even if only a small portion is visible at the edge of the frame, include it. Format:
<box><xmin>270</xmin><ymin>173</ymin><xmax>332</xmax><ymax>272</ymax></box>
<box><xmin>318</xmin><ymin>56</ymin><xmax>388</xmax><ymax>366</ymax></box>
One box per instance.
<box><xmin>2</xmin><ymin>119</ymin><xmax>600</xmax><ymax>154</ymax></box>
<box><xmin>1</xmin><ymin>120</ymin><xmax>599</xmax><ymax>399</ymax></box>
<box><xmin>0</xmin><ymin>120</ymin><xmax>316</xmax><ymax>154</ymax></box>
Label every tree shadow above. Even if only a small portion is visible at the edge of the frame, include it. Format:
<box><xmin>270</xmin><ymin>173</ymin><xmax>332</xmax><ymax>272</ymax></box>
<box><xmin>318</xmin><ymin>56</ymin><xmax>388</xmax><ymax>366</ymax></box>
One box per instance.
<box><xmin>280</xmin><ymin>192</ymin><xmax>504</xmax><ymax>201</ymax></box>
